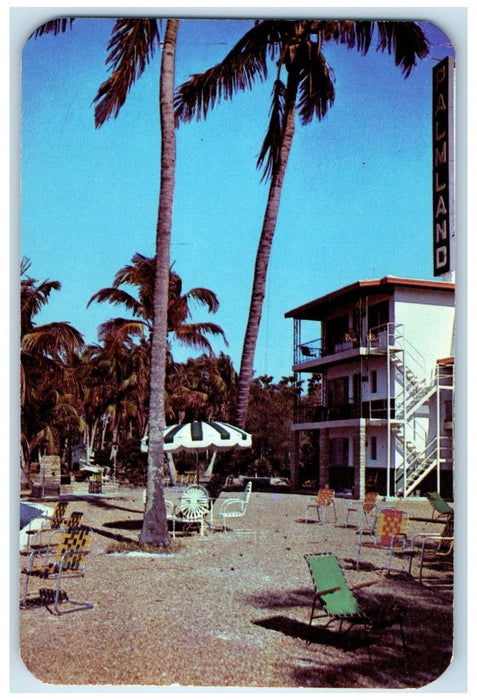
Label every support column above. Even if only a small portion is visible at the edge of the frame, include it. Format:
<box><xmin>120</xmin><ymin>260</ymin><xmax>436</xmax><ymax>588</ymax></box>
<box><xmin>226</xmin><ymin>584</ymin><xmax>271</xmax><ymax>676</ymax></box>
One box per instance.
<box><xmin>290</xmin><ymin>430</ymin><xmax>300</xmax><ymax>490</ymax></box>
<box><xmin>319</xmin><ymin>428</ymin><xmax>330</xmax><ymax>489</ymax></box>
<box><xmin>352</xmin><ymin>422</ymin><xmax>367</xmax><ymax>499</ymax></box>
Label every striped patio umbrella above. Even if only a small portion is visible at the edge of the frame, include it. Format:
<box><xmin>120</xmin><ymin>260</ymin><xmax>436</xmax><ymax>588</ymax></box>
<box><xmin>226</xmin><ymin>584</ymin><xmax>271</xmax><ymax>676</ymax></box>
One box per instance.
<box><xmin>163</xmin><ymin>421</ymin><xmax>252</xmax><ymax>453</ymax></box>
<box><xmin>141</xmin><ymin>421</ymin><xmax>252</xmax><ymax>483</ymax></box>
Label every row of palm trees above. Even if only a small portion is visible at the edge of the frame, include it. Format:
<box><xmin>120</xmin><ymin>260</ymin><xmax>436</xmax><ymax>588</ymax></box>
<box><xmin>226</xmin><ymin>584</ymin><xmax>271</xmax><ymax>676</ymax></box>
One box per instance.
<box><xmin>21</xmin><ymin>255</ymin><xmax>304</xmax><ymax>488</ymax></box>
<box><xmin>20</xmin><ymin>255</ymin><xmax>233</xmax><ymax>481</ymax></box>
<box><xmin>32</xmin><ymin>18</ymin><xmax>430</xmax><ymax>545</ymax></box>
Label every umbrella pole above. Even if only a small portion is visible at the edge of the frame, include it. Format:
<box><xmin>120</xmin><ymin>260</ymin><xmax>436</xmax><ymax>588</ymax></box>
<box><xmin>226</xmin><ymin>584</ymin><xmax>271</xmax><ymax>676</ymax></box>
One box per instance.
<box><xmin>196</xmin><ymin>452</ymin><xmax>199</xmax><ymax>484</ymax></box>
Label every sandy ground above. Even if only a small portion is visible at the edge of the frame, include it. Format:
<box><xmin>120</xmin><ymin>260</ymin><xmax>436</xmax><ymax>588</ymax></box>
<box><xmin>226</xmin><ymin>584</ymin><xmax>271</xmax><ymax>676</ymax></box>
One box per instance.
<box><xmin>16</xmin><ymin>487</ymin><xmax>454</xmax><ymax>690</ymax></box>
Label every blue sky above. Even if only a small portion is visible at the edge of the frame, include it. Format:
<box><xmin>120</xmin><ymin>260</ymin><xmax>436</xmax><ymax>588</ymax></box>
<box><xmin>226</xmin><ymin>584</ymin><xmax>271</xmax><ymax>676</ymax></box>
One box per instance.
<box><xmin>20</xmin><ymin>14</ymin><xmax>456</xmax><ymax>381</ymax></box>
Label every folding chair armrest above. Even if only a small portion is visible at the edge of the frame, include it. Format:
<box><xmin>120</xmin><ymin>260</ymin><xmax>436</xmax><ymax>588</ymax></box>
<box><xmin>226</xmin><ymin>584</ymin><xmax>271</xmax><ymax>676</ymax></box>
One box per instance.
<box><xmin>413</xmin><ymin>533</ymin><xmax>454</xmax><ymax>551</ymax></box>
<box><xmin>346</xmin><ymin>499</ymin><xmax>360</xmax><ymax>510</ymax></box>
<box><xmin>350</xmin><ymin>579</ymin><xmax>379</xmax><ymax>591</ymax></box>
<box><xmin>220</xmin><ymin>498</ymin><xmax>245</xmax><ymax>514</ymax></box>
<box><xmin>315</xmin><ymin>585</ymin><xmax>341</xmax><ymax>597</ymax></box>
<box><xmin>58</xmin><ymin>548</ymin><xmax>91</xmax><ymax>570</ymax></box>
<box><xmin>389</xmin><ymin>532</ymin><xmax>409</xmax><ymax>546</ymax></box>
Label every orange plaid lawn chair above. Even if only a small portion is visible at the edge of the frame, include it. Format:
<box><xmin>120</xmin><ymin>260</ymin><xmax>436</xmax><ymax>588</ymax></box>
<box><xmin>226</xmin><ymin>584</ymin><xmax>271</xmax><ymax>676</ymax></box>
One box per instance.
<box><xmin>345</xmin><ymin>492</ymin><xmax>379</xmax><ymax>530</ymax></box>
<box><xmin>356</xmin><ymin>508</ymin><xmax>412</xmax><ymax>572</ymax></box>
<box><xmin>305</xmin><ymin>488</ymin><xmax>337</xmax><ymax>524</ymax></box>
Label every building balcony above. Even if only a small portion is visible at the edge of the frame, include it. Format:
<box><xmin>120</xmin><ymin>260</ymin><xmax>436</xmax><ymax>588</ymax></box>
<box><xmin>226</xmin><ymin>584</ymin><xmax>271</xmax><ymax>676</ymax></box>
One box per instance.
<box><xmin>294</xmin><ymin>399</ymin><xmax>396</xmax><ymax>425</ymax></box>
<box><xmin>294</xmin><ymin>328</ymin><xmax>389</xmax><ymax>370</ymax></box>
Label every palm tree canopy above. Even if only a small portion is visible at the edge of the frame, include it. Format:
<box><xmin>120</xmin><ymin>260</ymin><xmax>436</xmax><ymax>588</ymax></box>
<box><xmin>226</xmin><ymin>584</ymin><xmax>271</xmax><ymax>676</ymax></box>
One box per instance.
<box><xmin>175</xmin><ymin>19</ymin><xmax>428</xmax><ymax>179</ymax></box>
<box><xmin>88</xmin><ymin>253</ymin><xmax>227</xmax><ymax>353</ymax></box>
<box><xmin>93</xmin><ymin>19</ymin><xmax>161</xmax><ymax>127</ymax></box>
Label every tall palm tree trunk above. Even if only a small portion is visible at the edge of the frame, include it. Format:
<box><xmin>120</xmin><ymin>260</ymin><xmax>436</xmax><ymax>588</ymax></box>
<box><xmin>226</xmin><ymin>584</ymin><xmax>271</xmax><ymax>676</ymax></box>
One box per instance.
<box><xmin>140</xmin><ymin>19</ymin><xmax>179</xmax><ymax>546</ymax></box>
<box><xmin>234</xmin><ymin>101</ymin><xmax>295</xmax><ymax>429</ymax></box>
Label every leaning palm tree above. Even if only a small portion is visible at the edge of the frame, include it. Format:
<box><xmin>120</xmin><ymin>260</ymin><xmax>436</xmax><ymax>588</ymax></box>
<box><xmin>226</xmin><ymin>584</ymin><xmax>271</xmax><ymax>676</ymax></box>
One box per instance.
<box><xmin>35</xmin><ymin>18</ymin><xmax>179</xmax><ymax>546</ymax></box>
<box><xmin>174</xmin><ymin>19</ymin><xmax>429</xmax><ymax>428</ymax></box>
<box><xmin>93</xmin><ymin>18</ymin><xmax>180</xmax><ymax>546</ymax></box>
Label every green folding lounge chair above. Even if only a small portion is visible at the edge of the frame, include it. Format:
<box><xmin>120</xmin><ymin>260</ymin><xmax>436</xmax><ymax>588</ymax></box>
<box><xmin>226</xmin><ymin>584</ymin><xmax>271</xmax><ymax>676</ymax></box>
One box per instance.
<box><xmin>305</xmin><ymin>553</ymin><xmax>406</xmax><ymax>658</ymax></box>
<box><xmin>426</xmin><ymin>492</ymin><xmax>453</xmax><ymax>521</ymax></box>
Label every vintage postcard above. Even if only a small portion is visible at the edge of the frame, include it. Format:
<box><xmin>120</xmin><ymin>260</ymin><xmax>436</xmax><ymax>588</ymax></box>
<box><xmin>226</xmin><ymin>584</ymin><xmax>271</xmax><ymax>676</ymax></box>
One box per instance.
<box><xmin>15</xmin><ymin>8</ymin><xmax>463</xmax><ymax>692</ymax></box>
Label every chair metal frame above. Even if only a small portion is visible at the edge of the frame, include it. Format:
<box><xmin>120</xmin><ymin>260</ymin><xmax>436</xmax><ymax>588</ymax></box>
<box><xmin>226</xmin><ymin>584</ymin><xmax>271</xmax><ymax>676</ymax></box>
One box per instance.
<box><xmin>20</xmin><ymin>526</ymin><xmax>94</xmax><ymax>615</ymax></box>
<box><xmin>304</xmin><ymin>489</ymin><xmax>337</xmax><ymax>524</ymax></box>
<box><xmin>168</xmin><ymin>484</ymin><xmax>210</xmax><ymax>537</ymax></box>
<box><xmin>410</xmin><ymin>533</ymin><xmax>454</xmax><ymax>586</ymax></box>
<box><xmin>356</xmin><ymin>507</ymin><xmax>414</xmax><ymax>572</ymax></box>
<box><xmin>218</xmin><ymin>481</ymin><xmax>253</xmax><ymax>533</ymax></box>
<box><xmin>345</xmin><ymin>492</ymin><xmax>379</xmax><ymax>530</ymax></box>
<box><xmin>23</xmin><ymin>501</ymin><xmax>69</xmax><ymax>551</ymax></box>
<box><xmin>305</xmin><ymin>552</ymin><xmax>406</xmax><ymax>659</ymax></box>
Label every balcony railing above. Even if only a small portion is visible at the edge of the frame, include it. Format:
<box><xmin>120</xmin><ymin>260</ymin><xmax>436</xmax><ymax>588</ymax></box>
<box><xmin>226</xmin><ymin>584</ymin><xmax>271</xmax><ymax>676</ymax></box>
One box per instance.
<box><xmin>294</xmin><ymin>403</ymin><xmax>362</xmax><ymax>423</ymax></box>
<box><xmin>294</xmin><ymin>399</ymin><xmax>396</xmax><ymax>424</ymax></box>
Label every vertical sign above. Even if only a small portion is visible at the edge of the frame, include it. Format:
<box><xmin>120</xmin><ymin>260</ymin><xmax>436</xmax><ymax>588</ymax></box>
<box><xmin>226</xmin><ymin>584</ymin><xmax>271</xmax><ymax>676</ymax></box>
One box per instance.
<box><xmin>433</xmin><ymin>56</ymin><xmax>455</xmax><ymax>277</ymax></box>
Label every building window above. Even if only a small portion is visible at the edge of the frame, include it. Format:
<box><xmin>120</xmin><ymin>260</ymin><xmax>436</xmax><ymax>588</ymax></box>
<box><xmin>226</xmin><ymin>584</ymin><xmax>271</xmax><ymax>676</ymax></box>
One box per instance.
<box><xmin>444</xmin><ymin>400</ymin><xmax>453</xmax><ymax>422</ymax></box>
<box><xmin>328</xmin><ymin>376</ymin><xmax>349</xmax><ymax>406</ymax></box>
<box><xmin>370</xmin><ymin>436</ymin><xmax>377</xmax><ymax>461</ymax></box>
<box><xmin>330</xmin><ymin>438</ymin><xmax>349</xmax><ymax>467</ymax></box>
<box><xmin>370</xmin><ymin>370</ymin><xmax>377</xmax><ymax>394</ymax></box>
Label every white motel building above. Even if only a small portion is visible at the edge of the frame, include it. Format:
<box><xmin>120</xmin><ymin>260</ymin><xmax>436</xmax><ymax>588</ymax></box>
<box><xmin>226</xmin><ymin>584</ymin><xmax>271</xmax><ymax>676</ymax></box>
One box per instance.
<box><xmin>285</xmin><ymin>276</ymin><xmax>455</xmax><ymax>500</ymax></box>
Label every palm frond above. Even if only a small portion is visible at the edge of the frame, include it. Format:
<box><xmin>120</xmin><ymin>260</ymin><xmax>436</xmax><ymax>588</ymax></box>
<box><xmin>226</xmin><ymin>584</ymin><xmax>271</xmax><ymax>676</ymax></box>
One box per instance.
<box><xmin>184</xmin><ymin>287</ymin><xmax>220</xmax><ymax>314</ymax></box>
<box><xmin>174</xmin><ymin>322</ymin><xmax>229</xmax><ymax>353</ymax></box>
<box><xmin>296</xmin><ymin>48</ymin><xmax>335</xmax><ymax>125</ymax></box>
<box><xmin>174</xmin><ymin>19</ymin><xmax>286</xmax><ymax>124</ymax></box>
<box><xmin>376</xmin><ymin>21</ymin><xmax>429</xmax><ymax>77</ymax></box>
<box><xmin>22</xmin><ymin>322</ymin><xmax>84</xmax><ymax>358</ymax></box>
<box><xmin>315</xmin><ymin>20</ymin><xmax>428</xmax><ymax>77</ymax></box>
<box><xmin>87</xmin><ymin>286</ymin><xmax>146</xmax><ymax>318</ymax></box>
<box><xmin>313</xmin><ymin>20</ymin><xmax>375</xmax><ymax>55</ymax></box>
<box><xmin>32</xmin><ymin>19</ymin><xmax>74</xmax><ymax>38</ymax></box>
<box><xmin>256</xmin><ymin>79</ymin><xmax>288</xmax><ymax>181</ymax></box>
<box><xmin>97</xmin><ymin>318</ymin><xmax>148</xmax><ymax>345</ymax></box>
<box><xmin>93</xmin><ymin>19</ymin><xmax>160</xmax><ymax>127</ymax></box>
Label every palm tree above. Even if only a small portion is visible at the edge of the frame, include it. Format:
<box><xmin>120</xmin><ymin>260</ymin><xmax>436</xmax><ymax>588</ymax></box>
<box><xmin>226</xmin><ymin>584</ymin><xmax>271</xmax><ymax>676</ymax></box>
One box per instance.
<box><xmin>174</xmin><ymin>20</ymin><xmax>429</xmax><ymax>428</ymax></box>
<box><xmin>139</xmin><ymin>19</ymin><xmax>178</xmax><ymax>546</ymax></box>
<box><xmin>35</xmin><ymin>18</ymin><xmax>179</xmax><ymax>546</ymax></box>
<box><xmin>79</xmin><ymin>318</ymin><xmax>148</xmax><ymax>466</ymax></box>
<box><xmin>20</xmin><ymin>258</ymin><xmax>85</xmax><ymax>482</ymax></box>
<box><xmin>88</xmin><ymin>252</ymin><xmax>227</xmax><ymax>356</ymax></box>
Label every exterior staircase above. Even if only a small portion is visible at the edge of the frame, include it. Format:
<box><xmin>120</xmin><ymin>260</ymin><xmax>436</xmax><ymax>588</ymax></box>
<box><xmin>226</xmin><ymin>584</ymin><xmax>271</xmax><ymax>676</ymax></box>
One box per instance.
<box><xmin>382</xmin><ymin>326</ymin><xmax>451</xmax><ymax>496</ymax></box>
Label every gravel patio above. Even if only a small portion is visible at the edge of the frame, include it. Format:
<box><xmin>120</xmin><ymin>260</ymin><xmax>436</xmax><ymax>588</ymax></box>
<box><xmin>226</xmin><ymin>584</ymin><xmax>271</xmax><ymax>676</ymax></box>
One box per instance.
<box><xmin>16</xmin><ymin>487</ymin><xmax>455</xmax><ymax>690</ymax></box>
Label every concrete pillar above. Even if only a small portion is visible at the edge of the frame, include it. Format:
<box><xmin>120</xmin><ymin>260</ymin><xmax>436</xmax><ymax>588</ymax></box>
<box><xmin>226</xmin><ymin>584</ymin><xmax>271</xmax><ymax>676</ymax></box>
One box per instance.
<box><xmin>290</xmin><ymin>430</ymin><xmax>300</xmax><ymax>490</ymax></box>
<box><xmin>352</xmin><ymin>421</ymin><xmax>367</xmax><ymax>499</ymax></box>
<box><xmin>319</xmin><ymin>428</ymin><xmax>330</xmax><ymax>488</ymax></box>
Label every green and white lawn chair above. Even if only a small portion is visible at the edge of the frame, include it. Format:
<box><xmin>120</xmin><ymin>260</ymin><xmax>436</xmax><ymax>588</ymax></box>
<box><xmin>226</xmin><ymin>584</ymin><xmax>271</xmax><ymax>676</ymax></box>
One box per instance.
<box><xmin>305</xmin><ymin>553</ymin><xmax>406</xmax><ymax>659</ymax></box>
<box><xmin>426</xmin><ymin>492</ymin><xmax>454</xmax><ymax>521</ymax></box>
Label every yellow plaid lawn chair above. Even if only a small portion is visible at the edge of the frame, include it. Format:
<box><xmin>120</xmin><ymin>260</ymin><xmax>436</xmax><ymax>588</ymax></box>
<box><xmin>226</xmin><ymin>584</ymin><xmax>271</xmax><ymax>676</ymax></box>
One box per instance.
<box><xmin>23</xmin><ymin>501</ymin><xmax>69</xmax><ymax>551</ymax></box>
<box><xmin>30</xmin><ymin>511</ymin><xmax>84</xmax><ymax>555</ymax></box>
<box><xmin>20</xmin><ymin>526</ymin><xmax>94</xmax><ymax>615</ymax></box>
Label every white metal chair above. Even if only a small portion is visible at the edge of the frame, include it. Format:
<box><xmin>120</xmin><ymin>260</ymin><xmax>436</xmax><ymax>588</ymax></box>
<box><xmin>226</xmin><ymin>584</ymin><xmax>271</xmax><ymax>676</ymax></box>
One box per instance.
<box><xmin>218</xmin><ymin>481</ymin><xmax>253</xmax><ymax>533</ymax></box>
<box><xmin>168</xmin><ymin>484</ymin><xmax>209</xmax><ymax>537</ymax></box>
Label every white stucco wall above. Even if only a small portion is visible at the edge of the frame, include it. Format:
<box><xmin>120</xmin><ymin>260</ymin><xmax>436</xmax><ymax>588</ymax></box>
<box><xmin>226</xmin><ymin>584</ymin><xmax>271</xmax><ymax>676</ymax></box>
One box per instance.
<box><xmin>393</xmin><ymin>287</ymin><xmax>454</xmax><ymax>380</ymax></box>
